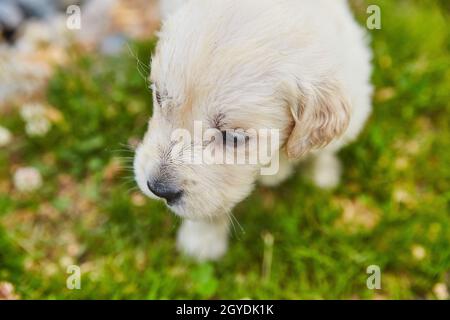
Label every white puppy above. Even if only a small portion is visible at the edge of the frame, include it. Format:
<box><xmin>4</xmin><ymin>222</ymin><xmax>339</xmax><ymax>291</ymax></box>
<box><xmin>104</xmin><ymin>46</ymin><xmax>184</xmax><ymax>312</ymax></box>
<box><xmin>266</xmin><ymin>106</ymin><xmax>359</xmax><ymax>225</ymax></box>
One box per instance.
<box><xmin>135</xmin><ymin>0</ymin><xmax>372</xmax><ymax>261</ymax></box>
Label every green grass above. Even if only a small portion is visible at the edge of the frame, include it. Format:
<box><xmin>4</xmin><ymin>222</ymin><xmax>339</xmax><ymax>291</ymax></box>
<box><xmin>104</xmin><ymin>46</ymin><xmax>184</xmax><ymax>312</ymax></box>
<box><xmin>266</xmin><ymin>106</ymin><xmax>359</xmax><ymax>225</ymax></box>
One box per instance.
<box><xmin>0</xmin><ymin>0</ymin><xmax>449</xmax><ymax>299</ymax></box>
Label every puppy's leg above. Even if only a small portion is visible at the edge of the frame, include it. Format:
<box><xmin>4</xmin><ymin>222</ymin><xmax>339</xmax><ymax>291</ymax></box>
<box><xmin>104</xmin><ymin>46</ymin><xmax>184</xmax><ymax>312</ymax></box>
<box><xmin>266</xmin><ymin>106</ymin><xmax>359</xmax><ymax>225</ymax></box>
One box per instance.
<box><xmin>311</xmin><ymin>151</ymin><xmax>342</xmax><ymax>189</ymax></box>
<box><xmin>177</xmin><ymin>217</ymin><xmax>229</xmax><ymax>261</ymax></box>
<box><xmin>259</xmin><ymin>153</ymin><xmax>294</xmax><ymax>187</ymax></box>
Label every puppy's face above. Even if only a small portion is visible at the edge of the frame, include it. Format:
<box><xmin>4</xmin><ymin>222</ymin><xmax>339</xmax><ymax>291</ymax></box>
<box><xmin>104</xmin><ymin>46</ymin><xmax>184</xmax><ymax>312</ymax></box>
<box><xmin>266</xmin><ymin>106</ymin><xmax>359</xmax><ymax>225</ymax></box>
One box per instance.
<box><xmin>134</xmin><ymin>55</ymin><xmax>289</xmax><ymax>220</ymax></box>
<box><xmin>133</xmin><ymin>19</ymin><xmax>296</xmax><ymax>219</ymax></box>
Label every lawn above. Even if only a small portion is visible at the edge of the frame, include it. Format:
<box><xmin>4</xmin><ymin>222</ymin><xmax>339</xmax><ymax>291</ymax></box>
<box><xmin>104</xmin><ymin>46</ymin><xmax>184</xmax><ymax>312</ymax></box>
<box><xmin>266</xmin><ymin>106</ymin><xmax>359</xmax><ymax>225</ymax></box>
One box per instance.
<box><xmin>0</xmin><ymin>0</ymin><xmax>449</xmax><ymax>299</ymax></box>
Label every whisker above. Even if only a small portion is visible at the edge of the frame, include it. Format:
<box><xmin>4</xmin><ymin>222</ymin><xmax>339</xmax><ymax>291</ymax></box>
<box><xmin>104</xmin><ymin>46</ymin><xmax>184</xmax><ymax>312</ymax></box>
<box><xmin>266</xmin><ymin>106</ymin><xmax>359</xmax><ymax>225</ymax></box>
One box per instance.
<box><xmin>230</xmin><ymin>212</ymin><xmax>245</xmax><ymax>236</ymax></box>
<box><xmin>127</xmin><ymin>43</ymin><xmax>150</xmax><ymax>87</ymax></box>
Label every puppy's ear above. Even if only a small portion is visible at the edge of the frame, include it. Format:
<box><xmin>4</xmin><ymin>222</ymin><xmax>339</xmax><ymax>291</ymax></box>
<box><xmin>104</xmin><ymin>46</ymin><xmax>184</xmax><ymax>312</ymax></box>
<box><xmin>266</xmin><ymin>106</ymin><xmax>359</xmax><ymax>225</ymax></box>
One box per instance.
<box><xmin>285</xmin><ymin>80</ymin><xmax>351</xmax><ymax>159</ymax></box>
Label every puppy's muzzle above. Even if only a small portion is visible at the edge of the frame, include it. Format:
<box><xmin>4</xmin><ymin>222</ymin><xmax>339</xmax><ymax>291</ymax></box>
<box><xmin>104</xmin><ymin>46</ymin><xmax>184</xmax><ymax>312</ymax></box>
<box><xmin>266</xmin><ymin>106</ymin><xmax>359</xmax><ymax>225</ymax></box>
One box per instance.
<box><xmin>147</xmin><ymin>179</ymin><xmax>184</xmax><ymax>205</ymax></box>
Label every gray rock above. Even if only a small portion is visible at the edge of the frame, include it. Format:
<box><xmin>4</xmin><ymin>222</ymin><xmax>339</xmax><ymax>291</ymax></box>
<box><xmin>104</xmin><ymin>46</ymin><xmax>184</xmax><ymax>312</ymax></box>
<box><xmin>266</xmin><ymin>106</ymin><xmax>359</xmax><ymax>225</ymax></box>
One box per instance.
<box><xmin>0</xmin><ymin>0</ymin><xmax>23</xmax><ymax>29</ymax></box>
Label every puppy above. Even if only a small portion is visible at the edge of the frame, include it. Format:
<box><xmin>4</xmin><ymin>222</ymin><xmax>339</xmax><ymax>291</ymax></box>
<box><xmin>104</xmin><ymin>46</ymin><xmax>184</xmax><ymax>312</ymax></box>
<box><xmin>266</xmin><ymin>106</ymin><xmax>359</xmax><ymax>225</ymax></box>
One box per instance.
<box><xmin>134</xmin><ymin>0</ymin><xmax>372</xmax><ymax>261</ymax></box>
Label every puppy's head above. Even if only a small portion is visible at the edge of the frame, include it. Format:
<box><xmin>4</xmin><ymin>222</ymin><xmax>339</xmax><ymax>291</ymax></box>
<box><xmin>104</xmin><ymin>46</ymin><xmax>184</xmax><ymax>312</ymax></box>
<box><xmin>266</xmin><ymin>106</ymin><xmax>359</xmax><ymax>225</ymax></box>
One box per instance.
<box><xmin>134</xmin><ymin>1</ymin><xmax>350</xmax><ymax>220</ymax></box>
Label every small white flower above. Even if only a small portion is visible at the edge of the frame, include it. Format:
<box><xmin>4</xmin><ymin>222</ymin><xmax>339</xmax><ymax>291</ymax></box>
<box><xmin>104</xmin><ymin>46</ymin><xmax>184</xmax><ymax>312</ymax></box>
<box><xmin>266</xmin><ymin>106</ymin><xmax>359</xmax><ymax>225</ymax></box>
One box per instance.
<box><xmin>0</xmin><ymin>126</ymin><xmax>12</xmax><ymax>147</ymax></box>
<box><xmin>13</xmin><ymin>167</ymin><xmax>43</xmax><ymax>192</ymax></box>
<box><xmin>20</xmin><ymin>103</ymin><xmax>52</xmax><ymax>137</ymax></box>
<box><xmin>25</xmin><ymin>118</ymin><xmax>51</xmax><ymax>137</ymax></box>
<box><xmin>411</xmin><ymin>245</ymin><xmax>426</xmax><ymax>261</ymax></box>
<box><xmin>20</xmin><ymin>103</ymin><xmax>47</xmax><ymax>121</ymax></box>
<box><xmin>433</xmin><ymin>283</ymin><xmax>449</xmax><ymax>300</ymax></box>
<box><xmin>0</xmin><ymin>281</ymin><xmax>19</xmax><ymax>300</ymax></box>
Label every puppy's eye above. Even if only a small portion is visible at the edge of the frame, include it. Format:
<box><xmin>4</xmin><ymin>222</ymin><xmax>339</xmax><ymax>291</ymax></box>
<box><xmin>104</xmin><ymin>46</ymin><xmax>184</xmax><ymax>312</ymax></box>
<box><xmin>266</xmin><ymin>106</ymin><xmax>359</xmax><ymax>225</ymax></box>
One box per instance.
<box><xmin>221</xmin><ymin>130</ymin><xmax>248</xmax><ymax>148</ymax></box>
<box><xmin>151</xmin><ymin>84</ymin><xmax>163</xmax><ymax>106</ymax></box>
<box><xmin>155</xmin><ymin>90</ymin><xmax>162</xmax><ymax>106</ymax></box>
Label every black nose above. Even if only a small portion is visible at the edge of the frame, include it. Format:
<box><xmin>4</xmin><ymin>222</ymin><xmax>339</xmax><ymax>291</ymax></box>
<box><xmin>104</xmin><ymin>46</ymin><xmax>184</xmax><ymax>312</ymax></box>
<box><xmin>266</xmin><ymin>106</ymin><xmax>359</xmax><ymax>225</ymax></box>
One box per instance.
<box><xmin>147</xmin><ymin>180</ymin><xmax>183</xmax><ymax>204</ymax></box>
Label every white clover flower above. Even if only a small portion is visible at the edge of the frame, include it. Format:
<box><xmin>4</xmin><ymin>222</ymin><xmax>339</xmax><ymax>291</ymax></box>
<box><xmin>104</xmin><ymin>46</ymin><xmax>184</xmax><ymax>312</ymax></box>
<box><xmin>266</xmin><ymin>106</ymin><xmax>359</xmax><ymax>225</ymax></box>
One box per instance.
<box><xmin>20</xmin><ymin>103</ymin><xmax>52</xmax><ymax>137</ymax></box>
<box><xmin>20</xmin><ymin>103</ymin><xmax>47</xmax><ymax>121</ymax></box>
<box><xmin>0</xmin><ymin>126</ymin><xmax>12</xmax><ymax>147</ymax></box>
<box><xmin>13</xmin><ymin>167</ymin><xmax>43</xmax><ymax>192</ymax></box>
<box><xmin>411</xmin><ymin>245</ymin><xmax>426</xmax><ymax>261</ymax></box>
<box><xmin>433</xmin><ymin>283</ymin><xmax>449</xmax><ymax>300</ymax></box>
<box><xmin>0</xmin><ymin>281</ymin><xmax>19</xmax><ymax>300</ymax></box>
<box><xmin>25</xmin><ymin>118</ymin><xmax>51</xmax><ymax>137</ymax></box>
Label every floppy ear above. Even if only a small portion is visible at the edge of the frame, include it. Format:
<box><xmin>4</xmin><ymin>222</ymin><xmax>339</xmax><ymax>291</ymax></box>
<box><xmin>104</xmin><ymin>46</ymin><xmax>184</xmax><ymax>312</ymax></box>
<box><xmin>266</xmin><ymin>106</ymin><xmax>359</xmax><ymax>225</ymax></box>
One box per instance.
<box><xmin>285</xmin><ymin>80</ymin><xmax>351</xmax><ymax>159</ymax></box>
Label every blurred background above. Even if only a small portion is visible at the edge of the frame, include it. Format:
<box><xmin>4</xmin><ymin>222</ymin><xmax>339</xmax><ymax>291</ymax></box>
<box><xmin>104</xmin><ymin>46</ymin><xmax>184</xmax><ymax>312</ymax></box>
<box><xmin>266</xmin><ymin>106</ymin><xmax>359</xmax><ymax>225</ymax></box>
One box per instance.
<box><xmin>0</xmin><ymin>0</ymin><xmax>449</xmax><ymax>299</ymax></box>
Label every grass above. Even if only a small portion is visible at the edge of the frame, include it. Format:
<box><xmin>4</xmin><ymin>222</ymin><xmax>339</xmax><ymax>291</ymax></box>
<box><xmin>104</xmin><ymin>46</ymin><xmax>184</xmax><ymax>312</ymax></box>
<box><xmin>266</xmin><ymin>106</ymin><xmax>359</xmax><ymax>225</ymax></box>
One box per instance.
<box><xmin>0</xmin><ymin>0</ymin><xmax>449</xmax><ymax>299</ymax></box>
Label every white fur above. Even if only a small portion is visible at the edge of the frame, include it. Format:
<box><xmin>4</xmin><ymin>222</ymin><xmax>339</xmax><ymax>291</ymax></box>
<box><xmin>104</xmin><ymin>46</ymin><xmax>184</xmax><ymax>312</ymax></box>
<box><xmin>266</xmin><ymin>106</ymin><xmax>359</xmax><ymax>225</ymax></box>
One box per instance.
<box><xmin>135</xmin><ymin>0</ymin><xmax>373</xmax><ymax>261</ymax></box>
<box><xmin>177</xmin><ymin>218</ymin><xmax>229</xmax><ymax>261</ymax></box>
<box><xmin>312</xmin><ymin>152</ymin><xmax>342</xmax><ymax>189</ymax></box>
<box><xmin>159</xmin><ymin>0</ymin><xmax>188</xmax><ymax>20</ymax></box>
<box><xmin>259</xmin><ymin>153</ymin><xmax>294</xmax><ymax>187</ymax></box>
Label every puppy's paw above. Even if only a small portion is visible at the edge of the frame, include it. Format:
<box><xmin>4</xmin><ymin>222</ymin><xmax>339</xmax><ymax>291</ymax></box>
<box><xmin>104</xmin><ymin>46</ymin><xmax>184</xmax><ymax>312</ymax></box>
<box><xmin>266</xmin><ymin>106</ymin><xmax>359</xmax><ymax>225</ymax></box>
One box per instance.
<box><xmin>312</xmin><ymin>153</ymin><xmax>341</xmax><ymax>189</ymax></box>
<box><xmin>177</xmin><ymin>219</ymin><xmax>229</xmax><ymax>261</ymax></box>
